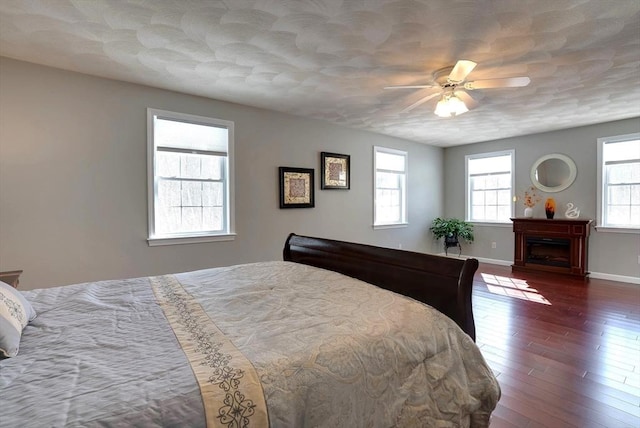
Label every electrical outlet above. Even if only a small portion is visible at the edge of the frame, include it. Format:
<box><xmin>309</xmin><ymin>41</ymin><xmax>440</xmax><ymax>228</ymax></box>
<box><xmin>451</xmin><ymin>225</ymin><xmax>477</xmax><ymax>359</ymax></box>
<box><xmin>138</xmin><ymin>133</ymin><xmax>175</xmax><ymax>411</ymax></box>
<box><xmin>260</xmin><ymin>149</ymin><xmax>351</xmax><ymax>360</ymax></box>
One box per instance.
<box><xmin>491</xmin><ymin>242</ymin><xmax>497</xmax><ymax>249</ymax></box>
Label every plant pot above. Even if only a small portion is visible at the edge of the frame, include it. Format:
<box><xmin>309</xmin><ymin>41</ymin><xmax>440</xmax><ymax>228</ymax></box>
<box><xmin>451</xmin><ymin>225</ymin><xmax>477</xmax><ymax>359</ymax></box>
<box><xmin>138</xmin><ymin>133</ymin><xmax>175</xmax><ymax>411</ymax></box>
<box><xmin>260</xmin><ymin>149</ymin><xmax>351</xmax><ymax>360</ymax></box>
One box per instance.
<box><xmin>444</xmin><ymin>235</ymin><xmax>458</xmax><ymax>246</ymax></box>
<box><xmin>524</xmin><ymin>207</ymin><xmax>533</xmax><ymax>218</ymax></box>
<box><xmin>444</xmin><ymin>235</ymin><xmax>461</xmax><ymax>256</ymax></box>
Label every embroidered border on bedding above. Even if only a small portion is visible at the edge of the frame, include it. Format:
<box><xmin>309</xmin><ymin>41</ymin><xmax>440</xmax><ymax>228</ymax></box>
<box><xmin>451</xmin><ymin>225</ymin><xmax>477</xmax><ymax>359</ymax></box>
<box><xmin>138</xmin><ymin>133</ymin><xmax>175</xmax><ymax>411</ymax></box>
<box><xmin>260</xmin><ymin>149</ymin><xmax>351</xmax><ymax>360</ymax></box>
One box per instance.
<box><xmin>150</xmin><ymin>275</ymin><xmax>268</xmax><ymax>428</ymax></box>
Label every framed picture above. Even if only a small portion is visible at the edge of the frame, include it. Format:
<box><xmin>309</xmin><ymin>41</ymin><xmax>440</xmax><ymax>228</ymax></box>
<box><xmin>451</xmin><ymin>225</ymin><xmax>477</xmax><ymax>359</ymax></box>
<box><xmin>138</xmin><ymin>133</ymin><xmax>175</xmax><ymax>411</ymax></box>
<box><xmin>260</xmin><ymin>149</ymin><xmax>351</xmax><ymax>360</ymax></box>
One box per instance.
<box><xmin>279</xmin><ymin>167</ymin><xmax>315</xmax><ymax>208</ymax></box>
<box><xmin>321</xmin><ymin>152</ymin><xmax>350</xmax><ymax>189</ymax></box>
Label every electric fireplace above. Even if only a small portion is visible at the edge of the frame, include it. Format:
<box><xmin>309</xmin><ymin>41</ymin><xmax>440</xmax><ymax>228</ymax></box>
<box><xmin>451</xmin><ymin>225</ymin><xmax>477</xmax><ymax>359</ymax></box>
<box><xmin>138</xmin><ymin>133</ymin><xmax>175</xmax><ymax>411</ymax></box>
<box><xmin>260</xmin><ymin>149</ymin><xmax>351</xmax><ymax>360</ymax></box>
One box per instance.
<box><xmin>511</xmin><ymin>218</ymin><xmax>592</xmax><ymax>278</ymax></box>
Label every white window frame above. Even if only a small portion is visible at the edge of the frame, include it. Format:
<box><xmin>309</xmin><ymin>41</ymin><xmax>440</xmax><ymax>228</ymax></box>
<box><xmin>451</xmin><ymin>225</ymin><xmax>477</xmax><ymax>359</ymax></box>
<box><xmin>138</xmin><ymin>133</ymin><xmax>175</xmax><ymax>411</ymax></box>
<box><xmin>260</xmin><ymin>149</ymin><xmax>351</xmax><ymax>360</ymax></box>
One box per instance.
<box><xmin>597</xmin><ymin>133</ymin><xmax>640</xmax><ymax>233</ymax></box>
<box><xmin>147</xmin><ymin>108</ymin><xmax>235</xmax><ymax>246</ymax></box>
<box><xmin>465</xmin><ymin>149</ymin><xmax>515</xmax><ymax>224</ymax></box>
<box><xmin>373</xmin><ymin>146</ymin><xmax>408</xmax><ymax>229</ymax></box>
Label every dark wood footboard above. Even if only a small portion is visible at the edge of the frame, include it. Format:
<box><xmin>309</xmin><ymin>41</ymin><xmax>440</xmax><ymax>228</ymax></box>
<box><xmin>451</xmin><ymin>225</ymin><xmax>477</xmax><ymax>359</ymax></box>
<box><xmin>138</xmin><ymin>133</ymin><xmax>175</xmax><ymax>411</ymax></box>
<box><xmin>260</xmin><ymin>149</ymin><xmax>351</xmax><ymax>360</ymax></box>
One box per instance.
<box><xmin>283</xmin><ymin>233</ymin><xmax>479</xmax><ymax>341</ymax></box>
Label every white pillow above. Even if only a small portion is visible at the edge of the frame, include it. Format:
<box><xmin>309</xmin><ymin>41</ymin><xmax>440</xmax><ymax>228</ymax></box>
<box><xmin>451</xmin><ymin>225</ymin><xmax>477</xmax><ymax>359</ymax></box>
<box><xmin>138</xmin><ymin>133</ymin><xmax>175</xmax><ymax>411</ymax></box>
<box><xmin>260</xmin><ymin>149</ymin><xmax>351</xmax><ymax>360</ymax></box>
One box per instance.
<box><xmin>0</xmin><ymin>280</ymin><xmax>37</xmax><ymax>358</ymax></box>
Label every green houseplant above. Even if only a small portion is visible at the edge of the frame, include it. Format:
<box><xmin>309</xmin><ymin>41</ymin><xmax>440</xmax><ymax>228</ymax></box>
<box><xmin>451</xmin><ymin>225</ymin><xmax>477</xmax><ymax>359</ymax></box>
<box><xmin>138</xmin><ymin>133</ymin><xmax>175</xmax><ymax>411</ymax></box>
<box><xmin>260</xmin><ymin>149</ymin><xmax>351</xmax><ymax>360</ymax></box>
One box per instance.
<box><xmin>429</xmin><ymin>217</ymin><xmax>474</xmax><ymax>255</ymax></box>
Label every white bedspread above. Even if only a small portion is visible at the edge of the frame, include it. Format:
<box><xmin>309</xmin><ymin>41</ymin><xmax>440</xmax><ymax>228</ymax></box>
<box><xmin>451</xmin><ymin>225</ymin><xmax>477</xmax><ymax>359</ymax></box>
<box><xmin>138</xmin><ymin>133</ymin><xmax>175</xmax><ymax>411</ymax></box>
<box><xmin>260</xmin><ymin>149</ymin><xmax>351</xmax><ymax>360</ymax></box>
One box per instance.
<box><xmin>0</xmin><ymin>261</ymin><xmax>499</xmax><ymax>427</ymax></box>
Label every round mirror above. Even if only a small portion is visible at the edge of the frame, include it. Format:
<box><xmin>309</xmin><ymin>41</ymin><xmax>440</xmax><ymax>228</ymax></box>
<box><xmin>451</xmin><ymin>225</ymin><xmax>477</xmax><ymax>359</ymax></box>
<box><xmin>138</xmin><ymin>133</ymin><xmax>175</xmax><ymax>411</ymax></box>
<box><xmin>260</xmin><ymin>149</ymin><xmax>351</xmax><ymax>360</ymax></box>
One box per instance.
<box><xmin>530</xmin><ymin>153</ymin><xmax>577</xmax><ymax>193</ymax></box>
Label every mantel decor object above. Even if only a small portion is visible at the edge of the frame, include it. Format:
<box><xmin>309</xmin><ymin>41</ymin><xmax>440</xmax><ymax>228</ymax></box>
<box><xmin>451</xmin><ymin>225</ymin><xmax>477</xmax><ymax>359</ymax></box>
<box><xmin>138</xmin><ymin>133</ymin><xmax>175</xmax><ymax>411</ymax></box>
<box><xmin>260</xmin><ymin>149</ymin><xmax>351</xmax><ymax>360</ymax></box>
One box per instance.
<box><xmin>544</xmin><ymin>197</ymin><xmax>556</xmax><ymax>219</ymax></box>
<box><xmin>520</xmin><ymin>186</ymin><xmax>540</xmax><ymax>218</ymax></box>
<box><xmin>565</xmin><ymin>203</ymin><xmax>580</xmax><ymax>218</ymax></box>
<box><xmin>524</xmin><ymin>207</ymin><xmax>534</xmax><ymax>218</ymax></box>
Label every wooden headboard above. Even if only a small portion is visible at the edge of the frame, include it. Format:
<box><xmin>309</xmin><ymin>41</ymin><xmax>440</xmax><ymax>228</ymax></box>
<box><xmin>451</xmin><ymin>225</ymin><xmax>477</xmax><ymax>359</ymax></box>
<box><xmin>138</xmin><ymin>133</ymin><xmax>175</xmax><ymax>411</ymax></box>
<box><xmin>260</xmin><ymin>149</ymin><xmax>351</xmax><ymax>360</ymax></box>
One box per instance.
<box><xmin>283</xmin><ymin>233</ymin><xmax>479</xmax><ymax>341</ymax></box>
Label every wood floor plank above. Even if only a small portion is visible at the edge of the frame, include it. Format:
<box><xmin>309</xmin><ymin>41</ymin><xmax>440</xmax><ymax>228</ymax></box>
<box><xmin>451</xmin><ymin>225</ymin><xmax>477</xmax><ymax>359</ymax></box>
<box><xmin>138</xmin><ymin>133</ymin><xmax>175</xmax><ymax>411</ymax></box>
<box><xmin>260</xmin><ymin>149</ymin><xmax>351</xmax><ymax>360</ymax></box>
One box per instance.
<box><xmin>473</xmin><ymin>263</ymin><xmax>640</xmax><ymax>428</ymax></box>
<box><xmin>489</xmin><ymin>404</ymin><xmax>530</xmax><ymax>428</ymax></box>
<box><xmin>528</xmin><ymin>366</ymin><xmax>640</xmax><ymax>415</ymax></box>
<box><xmin>496</xmin><ymin>372</ymin><xmax>622</xmax><ymax>427</ymax></box>
<box><xmin>495</xmin><ymin>387</ymin><xmax>580</xmax><ymax>428</ymax></box>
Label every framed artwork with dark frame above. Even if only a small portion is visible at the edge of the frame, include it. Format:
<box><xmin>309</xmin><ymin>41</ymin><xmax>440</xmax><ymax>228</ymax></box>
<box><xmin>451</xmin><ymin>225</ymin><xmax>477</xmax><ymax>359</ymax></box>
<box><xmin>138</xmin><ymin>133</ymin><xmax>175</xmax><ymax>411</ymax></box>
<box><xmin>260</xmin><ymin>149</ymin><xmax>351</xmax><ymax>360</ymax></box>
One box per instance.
<box><xmin>279</xmin><ymin>167</ymin><xmax>315</xmax><ymax>208</ymax></box>
<box><xmin>321</xmin><ymin>152</ymin><xmax>350</xmax><ymax>189</ymax></box>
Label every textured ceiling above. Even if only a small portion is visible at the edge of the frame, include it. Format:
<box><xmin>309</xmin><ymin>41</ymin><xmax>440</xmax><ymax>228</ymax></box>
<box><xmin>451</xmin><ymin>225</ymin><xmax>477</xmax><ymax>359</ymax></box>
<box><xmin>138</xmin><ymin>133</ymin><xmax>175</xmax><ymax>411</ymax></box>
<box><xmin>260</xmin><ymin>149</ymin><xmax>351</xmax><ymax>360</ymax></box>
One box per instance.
<box><xmin>1</xmin><ymin>0</ymin><xmax>639</xmax><ymax>147</ymax></box>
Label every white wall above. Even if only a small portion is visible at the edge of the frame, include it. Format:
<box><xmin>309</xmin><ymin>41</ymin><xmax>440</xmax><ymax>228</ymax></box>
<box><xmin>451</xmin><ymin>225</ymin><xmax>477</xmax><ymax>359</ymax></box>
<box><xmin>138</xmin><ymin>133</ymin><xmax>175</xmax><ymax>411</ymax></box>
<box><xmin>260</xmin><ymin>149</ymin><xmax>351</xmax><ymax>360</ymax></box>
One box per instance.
<box><xmin>0</xmin><ymin>58</ymin><xmax>444</xmax><ymax>290</ymax></box>
<box><xmin>443</xmin><ymin>118</ymin><xmax>640</xmax><ymax>281</ymax></box>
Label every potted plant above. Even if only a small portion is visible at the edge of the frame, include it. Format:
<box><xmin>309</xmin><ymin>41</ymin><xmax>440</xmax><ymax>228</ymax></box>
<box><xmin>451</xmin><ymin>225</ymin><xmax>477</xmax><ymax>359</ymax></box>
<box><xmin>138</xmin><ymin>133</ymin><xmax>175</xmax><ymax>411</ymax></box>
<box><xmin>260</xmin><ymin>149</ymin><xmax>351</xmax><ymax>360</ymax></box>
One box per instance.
<box><xmin>429</xmin><ymin>217</ymin><xmax>475</xmax><ymax>255</ymax></box>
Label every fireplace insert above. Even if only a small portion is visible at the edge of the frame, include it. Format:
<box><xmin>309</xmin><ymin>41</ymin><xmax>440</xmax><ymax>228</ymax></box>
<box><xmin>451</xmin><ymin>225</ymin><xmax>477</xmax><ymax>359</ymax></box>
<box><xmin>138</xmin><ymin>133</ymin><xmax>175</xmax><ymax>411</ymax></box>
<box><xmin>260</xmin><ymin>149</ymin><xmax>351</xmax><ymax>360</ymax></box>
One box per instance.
<box><xmin>525</xmin><ymin>237</ymin><xmax>571</xmax><ymax>268</ymax></box>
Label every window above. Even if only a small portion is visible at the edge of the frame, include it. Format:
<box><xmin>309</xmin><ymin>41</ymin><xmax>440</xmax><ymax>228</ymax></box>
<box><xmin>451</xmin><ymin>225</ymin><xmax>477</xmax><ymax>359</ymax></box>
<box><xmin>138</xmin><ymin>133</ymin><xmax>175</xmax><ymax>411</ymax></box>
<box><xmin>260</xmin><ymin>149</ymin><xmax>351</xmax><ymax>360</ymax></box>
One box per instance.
<box><xmin>374</xmin><ymin>146</ymin><xmax>407</xmax><ymax>227</ymax></box>
<box><xmin>466</xmin><ymin>150</ymin><xmax>514</xmax><ymax>223</ymax></box>
<box><xmin>597</xmin><ymin>133</ymin><xmax>640</xmax><ymax>230</ymax></box>
<box><xmin>147</xmin><ymin>109</ymin><xmax>235</xmax><ymax>245</ymax></box>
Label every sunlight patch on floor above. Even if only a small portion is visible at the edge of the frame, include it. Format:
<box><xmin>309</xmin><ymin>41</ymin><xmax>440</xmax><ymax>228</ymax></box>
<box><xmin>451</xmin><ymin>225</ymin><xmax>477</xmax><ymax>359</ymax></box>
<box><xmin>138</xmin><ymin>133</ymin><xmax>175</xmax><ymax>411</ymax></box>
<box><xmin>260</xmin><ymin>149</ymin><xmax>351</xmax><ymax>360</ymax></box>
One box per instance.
<box><xmin>481</xmin><ymin>273</ymin><xmax>552</xmax><ymax>305</ymax></box>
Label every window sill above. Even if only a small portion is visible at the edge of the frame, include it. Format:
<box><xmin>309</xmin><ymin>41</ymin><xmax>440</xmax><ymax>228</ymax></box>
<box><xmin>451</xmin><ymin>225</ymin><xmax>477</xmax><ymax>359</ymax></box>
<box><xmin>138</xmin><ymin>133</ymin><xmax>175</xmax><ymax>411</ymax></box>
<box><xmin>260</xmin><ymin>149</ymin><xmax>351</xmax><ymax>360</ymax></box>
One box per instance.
<box><xmin>594</xmin><ymin>226</ymin><xmax>639</xmax><ymax>234</ymax></box>
<box><xmin>468</xmin><ymin>221</ymin><xmax>512</xmax><ymax>228</ymax></box>
<box><xmin>148</xmin><ymin>233</ymin><xmax>236</xmax><ymax>246</ymax></box>
<box><xmin>373</xmin><ymin>222</ymin><xmax>408</xmax><ymax>230</ymax></box>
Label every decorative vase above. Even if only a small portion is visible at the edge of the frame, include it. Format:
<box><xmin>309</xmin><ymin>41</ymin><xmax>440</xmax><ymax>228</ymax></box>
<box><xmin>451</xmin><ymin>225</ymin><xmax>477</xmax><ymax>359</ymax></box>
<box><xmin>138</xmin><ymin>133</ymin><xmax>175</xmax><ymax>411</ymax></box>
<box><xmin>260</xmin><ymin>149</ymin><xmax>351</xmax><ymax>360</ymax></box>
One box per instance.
<box><xmin>545</xmin><ymin>198</ymin><xmax>556</xmax><ymax>219</ymax></box>
<box><xmin>524</xmin><ymin>207</ymin><xmax>533</xmax><ymax>218</ymax></box>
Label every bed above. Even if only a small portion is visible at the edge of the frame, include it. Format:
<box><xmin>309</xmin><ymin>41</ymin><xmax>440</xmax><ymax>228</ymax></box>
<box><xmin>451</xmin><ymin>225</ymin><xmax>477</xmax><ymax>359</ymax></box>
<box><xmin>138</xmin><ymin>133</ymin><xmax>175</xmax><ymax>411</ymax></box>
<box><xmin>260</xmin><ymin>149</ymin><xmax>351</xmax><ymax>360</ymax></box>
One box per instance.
<box><xmin>0</xmin><ymin>233</ymin><xmax>499</xmax><ymax>427</ymax></box>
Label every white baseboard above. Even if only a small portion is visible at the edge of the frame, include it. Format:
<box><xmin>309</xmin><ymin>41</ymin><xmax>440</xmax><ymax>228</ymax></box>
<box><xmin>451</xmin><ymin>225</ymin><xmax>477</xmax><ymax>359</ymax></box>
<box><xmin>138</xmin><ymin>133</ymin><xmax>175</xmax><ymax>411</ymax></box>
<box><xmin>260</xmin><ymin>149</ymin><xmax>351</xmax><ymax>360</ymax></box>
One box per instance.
<box><xmin>588</xmin><ymin>271</ymin><xmax>640</xmax><ymax>285</ymax></box>
<box><xmin>472</xmin><ymin>256</ymin><xmax>513</xmax><ymax>267</ymax></box>
<box><xmin>435</xmin><ymin>253</ymin><xmax>511</xmax><ymax>266</ymax></box>
<box><xmin>436</xmin><ymin>253</ymin><xmax>639</xmax><ymax>285</ymax></box>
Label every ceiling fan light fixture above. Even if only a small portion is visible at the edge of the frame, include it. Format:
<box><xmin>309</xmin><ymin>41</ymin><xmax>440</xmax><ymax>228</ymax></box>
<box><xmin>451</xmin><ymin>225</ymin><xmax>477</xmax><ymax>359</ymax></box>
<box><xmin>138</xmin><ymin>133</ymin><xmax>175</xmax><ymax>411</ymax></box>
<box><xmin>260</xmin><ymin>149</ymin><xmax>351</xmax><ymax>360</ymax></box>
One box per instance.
<box><xmin>385</xmin><ymin>58</ymin><xmax>529</xmax><ymax>116</ymax></box>
<box><xmin>434</xmin><ymin>94</ymin><xmax>468</xmax><ymax>118</ymax></box>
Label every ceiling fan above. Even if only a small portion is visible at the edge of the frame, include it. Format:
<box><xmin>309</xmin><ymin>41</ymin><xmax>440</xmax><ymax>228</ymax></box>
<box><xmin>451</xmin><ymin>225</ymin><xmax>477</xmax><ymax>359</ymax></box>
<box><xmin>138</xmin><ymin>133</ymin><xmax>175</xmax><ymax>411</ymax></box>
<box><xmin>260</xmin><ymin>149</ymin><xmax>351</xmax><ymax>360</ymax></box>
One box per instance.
<box><xmin>384</xmin><ymin>60</ymin><xmax>531</xmax><ymax>118</ymax></box>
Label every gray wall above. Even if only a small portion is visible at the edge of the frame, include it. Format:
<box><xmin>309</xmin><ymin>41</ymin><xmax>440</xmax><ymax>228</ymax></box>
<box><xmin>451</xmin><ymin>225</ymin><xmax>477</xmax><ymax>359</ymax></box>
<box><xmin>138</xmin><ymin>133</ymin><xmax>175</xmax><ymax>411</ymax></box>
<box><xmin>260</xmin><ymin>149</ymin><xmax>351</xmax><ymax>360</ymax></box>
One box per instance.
<box><xmin>443</xmin><ymin>118</ymin><xmax>640</xmax><ymax>280</ymax></box>
<box><xmin>0</xmin><ymin>58</ymin><xmax>443</xmax><ymax>290</ymax></box>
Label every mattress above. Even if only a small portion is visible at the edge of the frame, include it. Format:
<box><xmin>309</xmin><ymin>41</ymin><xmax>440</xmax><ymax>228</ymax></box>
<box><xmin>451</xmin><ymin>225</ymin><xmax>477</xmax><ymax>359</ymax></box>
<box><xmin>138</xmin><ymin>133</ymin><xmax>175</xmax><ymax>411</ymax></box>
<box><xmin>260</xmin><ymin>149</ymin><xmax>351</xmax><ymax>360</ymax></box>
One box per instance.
<box><xmin>0</xmin><ymin>261</ymin><xmax>500</xmax><ymax>427</ymax></box>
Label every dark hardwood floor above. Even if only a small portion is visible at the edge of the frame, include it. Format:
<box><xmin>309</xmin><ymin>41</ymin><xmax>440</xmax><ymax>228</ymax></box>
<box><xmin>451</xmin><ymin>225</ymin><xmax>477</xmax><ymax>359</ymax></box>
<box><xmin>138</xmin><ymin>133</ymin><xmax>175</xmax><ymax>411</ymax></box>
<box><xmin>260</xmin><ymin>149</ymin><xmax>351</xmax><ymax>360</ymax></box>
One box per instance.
<box><xmin>472</xmin><ymin>264</ymin><xmax>640</xmax><ymax>428</ymax></box>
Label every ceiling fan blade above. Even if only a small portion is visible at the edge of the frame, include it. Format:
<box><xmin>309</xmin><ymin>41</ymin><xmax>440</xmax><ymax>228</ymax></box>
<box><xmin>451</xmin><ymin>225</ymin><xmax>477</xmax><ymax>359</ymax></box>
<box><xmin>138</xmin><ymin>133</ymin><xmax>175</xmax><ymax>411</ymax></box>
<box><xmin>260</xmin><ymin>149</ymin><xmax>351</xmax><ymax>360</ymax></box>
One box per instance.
<box><xmin>464</xmin><ymin>76</ymin><xmax>531</xmax><ymax>90</ymax></box>
<box><xmin>384</xmin><ymin>84</ymin><xmax>438</xmax><ymax>90</ymax></box>
<box><xmin>455</xmin><ymin>90</ymin><xmax>478</xmax><ymax>110</ymax></box>
<box><xmin>400</xmin><ymin>91</ymin><xmax>442</xmax><ymax>113</ymax></box>
<box><xmin>448</xmin><ymin>60</ymin><xmax>477</xmax><ymax>84</ymax></box>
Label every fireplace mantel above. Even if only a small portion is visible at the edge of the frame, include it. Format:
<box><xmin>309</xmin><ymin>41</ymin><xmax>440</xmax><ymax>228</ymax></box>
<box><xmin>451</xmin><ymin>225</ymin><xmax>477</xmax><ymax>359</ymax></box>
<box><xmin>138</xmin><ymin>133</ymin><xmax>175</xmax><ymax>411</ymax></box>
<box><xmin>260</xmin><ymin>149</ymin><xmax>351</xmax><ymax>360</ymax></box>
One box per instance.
<box><xmin>511</xmin><ymin>218</ymin><xmax>592</xmax><ymax>278</ymax></box>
